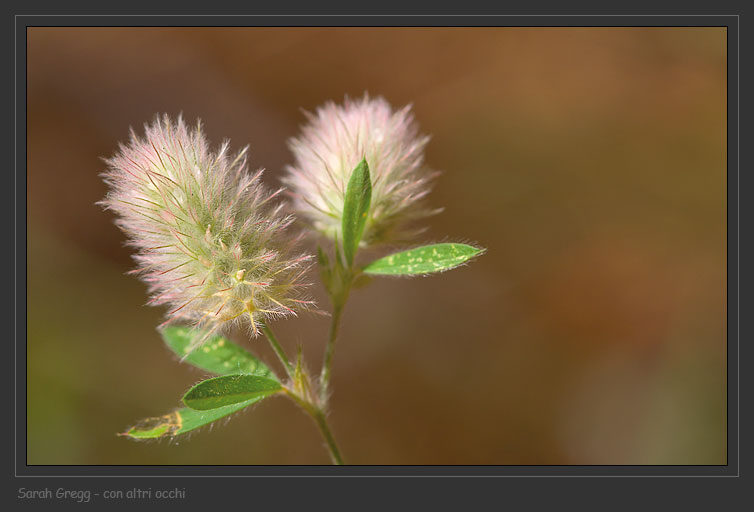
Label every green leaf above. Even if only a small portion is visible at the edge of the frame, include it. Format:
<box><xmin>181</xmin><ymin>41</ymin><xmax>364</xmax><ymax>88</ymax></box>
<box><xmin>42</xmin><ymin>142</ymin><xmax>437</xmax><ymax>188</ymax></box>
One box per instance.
<box><xmin>121</xmin><ymin>329</ymin><xmax>281</xmax><ymax>440</ymax></box>
<box><xmin>341</xmin><ymin>158</ymin><xmax>372</xmax><ymax>266</ymax></box>
<box><xmin>161</xmin><ymin>326</ymin><xmax>276</xmax><ymax>379</ymax></box>
<box><xmin>182</xmin><ymin>374</ymin><xmax>282</xmax><ymax>411</ymax></box>
<box><xmin>362</xmin><ymin>243</ymin><xmax>485</xmax><ymax>276</ymax></box>
<box><xmin>121</xmin><ymin>401</ymin><xmax>258</xmax><ymax>440</ymax></box>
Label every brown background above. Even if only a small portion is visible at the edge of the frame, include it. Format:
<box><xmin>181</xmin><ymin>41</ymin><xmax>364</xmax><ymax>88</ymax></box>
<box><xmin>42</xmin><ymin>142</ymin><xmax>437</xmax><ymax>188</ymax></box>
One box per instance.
<box><xmin>27</xmin><ymin>27</ymin><xmax>726</xmax><ymax>465</ymax></box>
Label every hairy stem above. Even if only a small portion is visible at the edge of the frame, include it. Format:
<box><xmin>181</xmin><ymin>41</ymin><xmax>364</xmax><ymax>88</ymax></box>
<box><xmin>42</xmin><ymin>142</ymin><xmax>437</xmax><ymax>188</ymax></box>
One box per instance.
<box><xmin>283</xmin><ymin>388</ymin><xmax>345</xmax><ymax>465</ymax></box>
<box><xmin>261</xmin><ymin>323</ymin><xmax>294</xmax><ymax>380</ymax></box>
<box><xmin>319</xmin><ymin>301</ymin><xmax>345</xmax><ymax>402</ymax></box>
<box><xmin>311</xmin><ymin>407</ymin><xmax>344</xmax><ymax>465</ymax></box>
<box><xmin>264</xmin><ymin>323</ymin><xmax>345</xmax><ymax>465</ymax></box>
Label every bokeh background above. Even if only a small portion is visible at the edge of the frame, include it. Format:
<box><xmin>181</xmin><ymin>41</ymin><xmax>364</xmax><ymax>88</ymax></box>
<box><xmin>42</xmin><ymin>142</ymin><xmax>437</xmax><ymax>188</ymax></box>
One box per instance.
<box><xmin>27</xmin><ymin>27</ymin><xmax>726</xmax><ymax>465</ymax></box>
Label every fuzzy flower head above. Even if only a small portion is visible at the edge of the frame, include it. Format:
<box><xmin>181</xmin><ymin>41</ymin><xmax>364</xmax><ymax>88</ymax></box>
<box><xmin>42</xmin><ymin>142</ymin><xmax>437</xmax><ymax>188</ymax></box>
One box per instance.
<box><xmin>284</xmin><ymin>94</ymin><xmax>439</xmax><ymax>247</ymax></box>
<box><xmin>101</xmin><ymin>115</ymin><xmax>311</xmax><ymax>342</ymax></box>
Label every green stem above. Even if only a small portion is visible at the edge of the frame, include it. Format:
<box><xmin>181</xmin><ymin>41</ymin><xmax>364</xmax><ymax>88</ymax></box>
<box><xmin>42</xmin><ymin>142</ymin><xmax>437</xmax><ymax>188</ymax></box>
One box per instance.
<box><xmin>320</xmin><ymin>301</ymin><xmax>345</xmax><ymax>401</ymax></box>
<box><xmin>283</xmin><ymin>388</ymin><xmax>344</xmax><ymax>465</ymax></box>
<box><xmin>312</xmin><ymin>408</ymin><xmax>344</xmax><ymax>465</ymax></box>
<box><xmin>261</xmin><ymin>323</ymin><xmax>294</xmax><ymax>380</ymax></box>
<box><xmin>264</xmin><ymin>323</ymin><xmax>345</xmax><ymax>465</ymax></box>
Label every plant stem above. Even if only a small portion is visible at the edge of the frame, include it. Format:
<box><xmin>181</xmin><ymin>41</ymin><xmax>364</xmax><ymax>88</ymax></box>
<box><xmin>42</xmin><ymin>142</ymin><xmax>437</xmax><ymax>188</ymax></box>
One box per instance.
<box><xmin>319</xmin><ymin>301</ymin><xmax>345</xmax><ymax>402</ymax></box>
<box><xmin>261</xmin><ymin>323</ymin><xmax>294</xmax><ymax>380</ymax></box>
<box><xmin>265</xmin><ymin>323</ymin><xmax>345</xmax><ymax>465</ymax></box>
<box><xmin>311</xmin><ymin>407</ymin><xmax>344</xmax><ymax>465</ymax></box>
<box><xmin>283</xmin><ymin>388</ymin><xmax>345</xmax><ymax>465</ymax></box>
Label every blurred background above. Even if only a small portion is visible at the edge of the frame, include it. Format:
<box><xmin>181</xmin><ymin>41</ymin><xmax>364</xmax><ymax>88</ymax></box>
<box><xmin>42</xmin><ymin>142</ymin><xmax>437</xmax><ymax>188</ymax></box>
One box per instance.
<box><xmin>26</xmin><ymin>27</ymin><xmax>726</xmax><ymax>465</ymax></box>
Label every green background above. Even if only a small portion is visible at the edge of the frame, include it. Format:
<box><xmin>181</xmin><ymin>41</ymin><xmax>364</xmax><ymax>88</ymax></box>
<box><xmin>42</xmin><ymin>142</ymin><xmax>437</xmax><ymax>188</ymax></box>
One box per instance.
<box><xmin>27</xmin><ymin>27</ymin><xmax>726</xmax><ymax>464</ymax></box>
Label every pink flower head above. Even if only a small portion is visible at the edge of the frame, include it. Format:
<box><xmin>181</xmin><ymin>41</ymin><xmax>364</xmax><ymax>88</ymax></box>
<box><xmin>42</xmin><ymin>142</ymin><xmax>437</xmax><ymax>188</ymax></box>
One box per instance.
<box><xmin>101</xmin><ymin>115</ymin><xmax>311</xmax><ymax>342</ymax></box>
<box><xmin>284</xmin><ymin>94</ymin><xmax>440</xmax><ymax>246</ymax></box>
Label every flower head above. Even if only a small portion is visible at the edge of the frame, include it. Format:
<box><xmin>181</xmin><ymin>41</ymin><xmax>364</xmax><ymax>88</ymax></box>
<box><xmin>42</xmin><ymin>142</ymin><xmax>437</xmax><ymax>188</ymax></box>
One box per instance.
<box><xmin>283</xmin><ymin>94</ymin><xmax>439</xmax><ymax>247</ymax></box>
<box><xmin>101</xmin><ymin>114</ymin><xmax>311</xmax><ymax>342</ymax></box>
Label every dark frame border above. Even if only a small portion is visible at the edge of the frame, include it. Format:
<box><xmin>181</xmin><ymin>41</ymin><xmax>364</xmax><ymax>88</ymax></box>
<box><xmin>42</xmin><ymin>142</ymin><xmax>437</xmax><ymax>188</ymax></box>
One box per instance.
<box><xmin>14</xmin><ymin>15</ymin><xmax>739</xmax><ymax>480</ymax></box>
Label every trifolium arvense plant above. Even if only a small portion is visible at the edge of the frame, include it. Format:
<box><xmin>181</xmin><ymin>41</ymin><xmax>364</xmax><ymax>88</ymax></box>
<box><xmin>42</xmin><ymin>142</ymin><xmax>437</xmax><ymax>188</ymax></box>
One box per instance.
<box><xmin>102</xmin><ymin>95</ymin><xmax>485</xmax><ymax>464</ymax></box>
